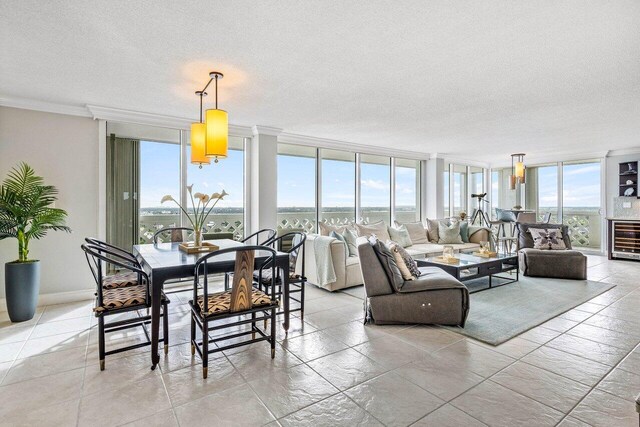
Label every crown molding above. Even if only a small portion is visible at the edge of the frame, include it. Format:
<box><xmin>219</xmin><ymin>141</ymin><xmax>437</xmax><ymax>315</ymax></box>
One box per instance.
<box><xmin>87</xmin><ymin>105</ymin><xmax>254</xmax><ymax>137</ymax></box>
<box><xmin>0</xmin><ymin>95</ymin><xmax>91</xmax><ymax>117</ymax></box>
<box><xmin>278</xmin><ymin>132</ymin><xmax>431</xmax><ymax>160</ymax></box>
<box><xmin>430</xmin><ymin>153</ymin><xmax>490</xmax><ymax>169</ymax></box>
<box><xmin>488</xmin><ymin>150</ymin><xmax>609</xmax><ymax>169</ymax></box>
<box><xmin>606</xmin><ymin>148</ymin><xmax>640</xmax><ymax>158</ymax></box>
<box><xmin>252</xmin><ymin>125</ymin><xmax>283</xmax><ymax>137</ymax></box>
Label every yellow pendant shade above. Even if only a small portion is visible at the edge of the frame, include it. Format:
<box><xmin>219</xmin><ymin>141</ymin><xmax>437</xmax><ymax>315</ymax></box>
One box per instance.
<box><xmin>515</xmin><ymin>162</ymin><xmax>525</xmax><ymax>184</ymax></box>
<box><xmin>190</xmin><ymin>122</ymin><xmax>210</xmax><ymax>167</ymax></box>
<box><xmin>205</xmin><ymin>109</ymin><xmax>228</xmax><ymax>160</ymax></box>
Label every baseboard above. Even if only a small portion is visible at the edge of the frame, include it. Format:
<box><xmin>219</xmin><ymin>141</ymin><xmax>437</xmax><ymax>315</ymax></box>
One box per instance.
<box><xmin>0</xmin><ymin>289</ymin><xmax>95</xmax><ymax>312</ymax></box>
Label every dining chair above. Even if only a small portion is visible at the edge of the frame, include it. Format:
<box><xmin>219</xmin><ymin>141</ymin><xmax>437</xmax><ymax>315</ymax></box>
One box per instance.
<box><xmin>82</xmin><ymin>243</ymin><xmax>170</xmax><ymax>371</ymax></box>
<box><xmin>254</xmin><ymin>232</ymin><xmax>307</xmax><ymax>319</ymax></box>
<box><xmin>152</xmin><ymin>226</ymin><xmax>194</xmax><ymax>244</ymax></box>
<box><xmin>190</xmin><ymin>246</ymin><xmax>278</xmax><ymax>379</ymax></box>
<box><xmin>84</xmin><ymin>238</ymin><xmax>140</xmax><ymax>289</ymax></box>
<box><xmin>241</xmin><ymin>228</ymin><xmax>277</xmax><ymax>246</ymax></box>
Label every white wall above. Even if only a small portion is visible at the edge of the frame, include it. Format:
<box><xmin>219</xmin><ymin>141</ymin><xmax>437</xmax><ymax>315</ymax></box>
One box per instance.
<box><xmin>0</xmin><ymin>107</ymin><xmax>99</xmax><ymax>304</ymax></box>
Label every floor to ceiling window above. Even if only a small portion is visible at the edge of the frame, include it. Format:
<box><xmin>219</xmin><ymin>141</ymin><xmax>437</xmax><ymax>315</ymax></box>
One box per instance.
<box><xmin>562</xmin><ymin>160</ymin><xmax>601</xmax><ymax>249</ymax></box>
<box><xmin>452</xmin><ymin>164</ymin><xmax>467</xmax><ymax>217</ymax></box>
<box><xmin>468</xmin><ymin>166</ymin><xmax>484</xmax><ymax>220</ymax></box>
<box><xmin>186</xmin><ymin>136</ymin><xmax>245</xmax><ymax>239</ymax></box>
<box><xmin>320</xmin><ymin>149</ymin><xmax>356</xmax><ymax>225</ymax></box>
<box><xmin>360</xmin><ymin>154</ymin><xmax>391</xmax><ymax>224</ymax></box>
<box><xmin>277</xmin><ymin>144</ymin><xmax>317</xmax><ymax>232</ymax></box>
<box><xmin>525</xmin><ymin>164</ymin><xmax>558</xmax><ymax>222</ymax></box>
<box><xmin>443</xmin><ymin>163</ymin><xmax>450</xmax><ymax>217</ymax></box>
<box><xmin>395</xmin><ymin>158</ymin><xmax>420</xmax><ymax>223</ymax></box>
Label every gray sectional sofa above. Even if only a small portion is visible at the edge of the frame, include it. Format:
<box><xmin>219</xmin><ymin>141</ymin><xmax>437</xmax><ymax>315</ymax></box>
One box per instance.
<box><xmin>516</xmin><ymin>223</ymin><xmax>588</xmax><ymax>280</ymax></box>
<box><xmin>357</xmin><ymin>240</ymin><xmax>469</xmax><ymax>326</ymax></box>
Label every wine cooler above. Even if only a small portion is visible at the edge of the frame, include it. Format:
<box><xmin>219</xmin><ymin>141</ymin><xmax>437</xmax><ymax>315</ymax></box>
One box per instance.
<box><xmin>609</xmin><ymin>220</ymin><xmax>640</xmax><ymax>261</ymax></box>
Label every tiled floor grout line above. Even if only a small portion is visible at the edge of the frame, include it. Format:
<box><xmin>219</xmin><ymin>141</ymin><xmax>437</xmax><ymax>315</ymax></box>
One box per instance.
<box><xmin>554</xmin><ymin>341</ymin><xmax>640</xmax><ymax>426</ymax></box>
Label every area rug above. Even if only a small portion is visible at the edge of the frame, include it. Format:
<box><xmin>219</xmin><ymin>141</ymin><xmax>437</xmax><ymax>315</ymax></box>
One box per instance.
<box><xmin>341</xmin><ymin>277</ymin><xmax>615</xmax><ymax>346</ymax></box>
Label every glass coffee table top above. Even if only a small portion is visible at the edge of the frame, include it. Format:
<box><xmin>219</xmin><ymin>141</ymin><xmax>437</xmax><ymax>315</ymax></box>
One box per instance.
<box><xmin>423</xmin><ymin>252</ymin><xmax>516</xmax><ymax>268</ymax></box>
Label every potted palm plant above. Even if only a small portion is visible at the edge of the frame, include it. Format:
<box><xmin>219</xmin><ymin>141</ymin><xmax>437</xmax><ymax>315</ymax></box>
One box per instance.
<box><xmin>0</xmin><ymin>163</ymin><xmax>71</xmax><ymax>322</ymax></box>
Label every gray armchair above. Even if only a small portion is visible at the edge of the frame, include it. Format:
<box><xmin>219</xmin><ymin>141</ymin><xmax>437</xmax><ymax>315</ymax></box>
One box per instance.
<box><xmin>357</xmin><ymin>240</ymin><xmax>469</xmax><ymax>326</ymax></box>
<box><xmin>516</xmin><ymin>223</ymin><xmax>587</xmax><ymax>280</ymax></box>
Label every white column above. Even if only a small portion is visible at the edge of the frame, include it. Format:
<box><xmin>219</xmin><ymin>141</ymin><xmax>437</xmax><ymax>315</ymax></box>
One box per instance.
<box><xmin>425</xmin><ymin>158</ymin><xmax>444</xmax><ymax>219</ymax></box>
<box><xmin>249</xmin><ymin>125</ymin><xmax>282</xmax><ymax>234</ymax></box>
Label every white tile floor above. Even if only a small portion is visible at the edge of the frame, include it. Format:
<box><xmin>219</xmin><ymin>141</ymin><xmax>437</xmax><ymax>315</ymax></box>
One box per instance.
<box><xmin>0</xmin><ymin>253</ymin><xmax>639</xmax><ymax>426</ymax></box>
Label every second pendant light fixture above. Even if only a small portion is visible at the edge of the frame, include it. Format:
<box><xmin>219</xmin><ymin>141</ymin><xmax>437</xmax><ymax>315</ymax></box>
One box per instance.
<box><xmin>190</xmin><ymin>71</ymin><xmax>228</xmax><ymax>168</ymax></box>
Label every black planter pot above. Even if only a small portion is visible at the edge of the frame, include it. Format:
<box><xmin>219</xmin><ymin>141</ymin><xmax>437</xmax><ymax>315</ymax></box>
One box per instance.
<box><xmin>5</xmin><ymin>261</ymin><xmax>40</xmax><ymax>322</ymax></box>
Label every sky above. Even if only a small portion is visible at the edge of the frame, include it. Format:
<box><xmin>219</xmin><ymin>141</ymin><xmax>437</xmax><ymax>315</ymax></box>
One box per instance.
<box><xmin>489</xmin><ymin>162</ymin><xmax>601</xmax><ymax>211</ymax></box>
<box><xmin>139</xmin><ymin>141</ymin><xmax>244</xmax><ymax>208</ymax></box>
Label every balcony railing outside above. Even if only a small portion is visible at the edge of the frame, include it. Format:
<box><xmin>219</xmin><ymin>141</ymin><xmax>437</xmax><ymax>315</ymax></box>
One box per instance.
<box><xmin>139</xmin><ymin>209</ymin><xmax>600</xmax><ymax>249</ymax></box>
<box><xmin>139</xmin><ymin>213</ymin><xmax>244</xmax><ymax>244</ymax></box>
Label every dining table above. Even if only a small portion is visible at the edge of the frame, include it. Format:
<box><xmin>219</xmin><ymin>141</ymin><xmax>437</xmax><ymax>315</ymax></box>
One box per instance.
<box><xmin>133</xmin><ymin>238</ymin><xmax>292</xmax><ymax>370</ymax></box>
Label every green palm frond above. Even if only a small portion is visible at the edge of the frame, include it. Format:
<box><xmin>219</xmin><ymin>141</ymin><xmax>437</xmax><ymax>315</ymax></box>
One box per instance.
<box><xmin>0</xmin><ymin>163</ymin><xmax>71</xmax><ymax>261</ymax></box>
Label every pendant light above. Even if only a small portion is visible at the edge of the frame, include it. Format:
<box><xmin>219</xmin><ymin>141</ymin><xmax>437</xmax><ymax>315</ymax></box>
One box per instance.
<box><xmin>509</xmin><ymin>153</ymin><xmax>526</xmax><ymax>190</ymax></box>
<box><xmin>204</xmin><ymin>71</ymin><xmax>228</xmax><ymax>162</ymax></box>
<box><xmin>190</xmin><ymin>90</ymin><xmax>210</xmax><ymax>168</ymax></box>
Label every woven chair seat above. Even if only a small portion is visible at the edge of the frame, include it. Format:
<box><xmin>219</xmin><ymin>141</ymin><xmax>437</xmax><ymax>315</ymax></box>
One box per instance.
<box><xmin>253</xmin><ymin>269</ymin><xmax>300</xmax><ymax>285</ymax></box>
<box><xmin>195</xmin><ymin>290</ymin><xmax>275</xmax><ymax>317</ymax></box>
<box><xmin>94</xmin><ymin>283</ymin><xmax>149</xmax><ymax>313</ymax></box>
<box><xmin>102</xmin><ymin>271</ymin><xmax>138</xmax><ymax>289</ymax></box>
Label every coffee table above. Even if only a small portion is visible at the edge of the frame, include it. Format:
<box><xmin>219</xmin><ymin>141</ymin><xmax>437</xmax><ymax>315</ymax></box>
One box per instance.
<box><xmin>417</xmin><ymin>253</ymin><xmax>519</xmax><ymax>293</ymax></box>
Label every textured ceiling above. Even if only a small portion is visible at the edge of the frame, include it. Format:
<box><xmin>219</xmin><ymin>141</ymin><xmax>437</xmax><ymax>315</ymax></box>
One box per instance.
<box><xmin>2</xmin><ymin>1</ymin><xmax>640</xmax><ymax>162</ymax></box>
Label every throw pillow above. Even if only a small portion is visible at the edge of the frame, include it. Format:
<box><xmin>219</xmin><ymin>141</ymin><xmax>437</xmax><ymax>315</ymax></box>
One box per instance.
<box><xmin>437</xmin><ymin>221</ymin><xmax>463</xmax><ymax>244</ymax></box>
<box><xmin>329</xmin><ymin>230</ymin><xmax>348</xmax><ymax>252</ymax></box>
<box><xmin>387</xmin><ymin>241</ymin><xmax>421</xmax><ymax>280</ymax></box>
<box><xmin>425</xmin><ymin>218</ymin><xmax>446</xmax><ymax>242</ymax></box>
<box><xmin>529</xmin><ymin>228</ymin><xmax>567</xmax><ymax>250</ymax></box>
<box><xmin>459</xmin><ymin>221</ymin><xmax>470</xmax><ymax>243</ymax></box>
<box><xmin>388</xmin><ymin>226</ymin><xmax>413</xmax><ymax>248</ymax></box>
<box><xmin>368</xmin><ymin>236</ymin><xmax>404</xmax><ymax>291</ymax></box>
<box><xmin>319</xmin><ymin>222</ymin><xmax>352</xmax><ymax>236</ymax></box>
<box><xmin>395</xmin><ymin>221</ymin><xmax>429</xmax><ymax>244</ymax></box>
<box><xmin>355</xmin><ymin>220</ymin><xmax>391</xmax><ymax>243</ymax></box>
<box><xmin>342</xmin><ymin>228</ymin><xmax>358</xmax><ymax>257</ymax></box>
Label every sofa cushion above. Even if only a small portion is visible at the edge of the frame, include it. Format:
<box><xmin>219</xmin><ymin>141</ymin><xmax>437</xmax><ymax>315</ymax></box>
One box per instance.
<box><xmin>425</xmin><ymin>218</ymin><xmax>444</xmax><ymax>242</ymax></box>
<box><xmin>398</xmin><ymin>267</ymin><xmax>466</xmax><ymax>293</ymax></box>
<box><xmin>329</xmin><ymin>230</ymin><xmax>347</xmax><ymax>251</ymax></box>
<box><xmin>388</xmin><ymin>226</ymin><xmax>413</xmax><ymax>248</ymax></box>
<box><xmin>343</xmin><ymin>228</ymin><xmax>359</xmax><ymax>257</ymax></box>
<box><xmin>357</xmin><ymin>240</ymin><xmax>394</xmax><ymax>296</ymax></box>
<box><xmin>319</xmin><ymin>222</ymin><xmax>353</xmax><ymax>236</ymax></box>
<box><xmin>388</xmin><ymin>241</ymin><xmax>421</xmax><ymax>280</ymax></box>
<box><xmin>355</xmin><ymin>221</ymin><xmax>392</xmax><ymax>243</ymax></box>
<box><xmin>395</xmin><ymin>221</ymin><xmax>429</xmax><ymax>244</ymax></box>
<box><xmin>406</xmin><ymin>243</ymin><xmax>446</xmax><ymax>257</ymax></box>
<box><xmin>518</xmin><ymin>248</ymin><xmax>587</xmax><ymax>280</ymax></box>
<box><xmin>529</xmin><ymin>227</ymin><xmax>567</xmax><ymax>250</ymax></box>
<box><xmin>438</xmin><ymin>221</ymin><xmax>464</xmax><ymax>244</ymax></box>
<box><xmin>517</xmin><ymin>223</ymin><xmax>571</xmax><ymax>250</ymax></box>
<box><xmin>369</xmin><ymin>237</ymin><xmax>404</xmax><ymax>291</ymax></box>
<box><xmin>459</xmin><ymin>221</ymin><xmax>470</xmax><ymax>243</ymax></box>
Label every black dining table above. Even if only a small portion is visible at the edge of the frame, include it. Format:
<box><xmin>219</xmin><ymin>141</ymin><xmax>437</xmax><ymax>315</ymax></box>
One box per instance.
<box><xmin>133</xmin><ymin>238</ymin><xmax>291</xmax><ymax>370</ymax></box>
